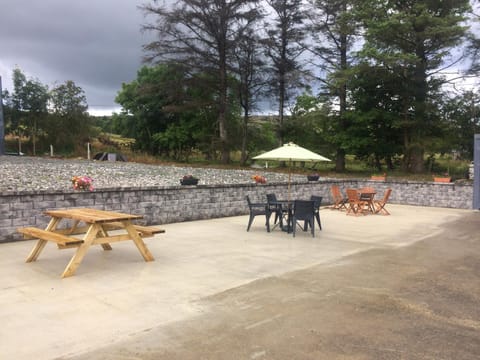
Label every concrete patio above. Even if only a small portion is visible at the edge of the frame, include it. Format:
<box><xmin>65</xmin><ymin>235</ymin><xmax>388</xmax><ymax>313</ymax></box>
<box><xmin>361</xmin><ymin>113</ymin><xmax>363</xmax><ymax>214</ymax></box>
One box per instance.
<box><xmin>1</xmin><ymin>204</ymin><xmax>479</xmax><ymax>359</ymax></box>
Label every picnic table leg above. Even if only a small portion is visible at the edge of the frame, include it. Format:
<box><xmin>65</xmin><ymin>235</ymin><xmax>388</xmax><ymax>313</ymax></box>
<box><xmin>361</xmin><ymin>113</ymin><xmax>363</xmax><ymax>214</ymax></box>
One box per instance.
<box><xmin>26</xmin><ymin>217</ymin><xmax>61</xmax><ymax>262</ymax></box>
<box><xmin>66</xmin><ymin>220</ymin><xmax>81</xmax><ymax>234</ymax></box>
<box><xmin>101</xmin><ymin>243</ymin><xmax>113</xmax><ymax>251</ymax></box>
<box><xmin>122</xmin><ymin>221</ymin><xmax>154</xmax><ymax>262</ymax></box>
<box><xmin>61</xmin><ymin>223</ymin><xmax>101</xmax><ymax>278</ymax></box>
<box><xmin>26</xmin><ymin>240</ymin><xmax>48</xmax><ymax>263</ymax></box>
<box><xmin>98</xmin><ymin>227</ymin><xmax>113</xmax><ymax>251</ymax></box>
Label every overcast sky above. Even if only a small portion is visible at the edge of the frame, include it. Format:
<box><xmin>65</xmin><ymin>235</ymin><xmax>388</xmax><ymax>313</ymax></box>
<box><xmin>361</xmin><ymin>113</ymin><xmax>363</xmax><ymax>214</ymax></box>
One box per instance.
<box><xmin>0</xmin><ymin>0</ymin><xmax>153</xmax><ymax>115</ymax></box>
<box><xmin>1</xmin><ymin>1</ymin><xmax>478</xmax><ymax>117</ymax></box>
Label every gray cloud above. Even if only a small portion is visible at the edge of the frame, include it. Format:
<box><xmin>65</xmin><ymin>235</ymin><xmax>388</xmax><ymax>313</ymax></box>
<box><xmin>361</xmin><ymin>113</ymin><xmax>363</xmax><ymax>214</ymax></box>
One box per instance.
<box><xmin>0</xmin><ymin>0</ymin><xmax>155</xmax><ymax>114</ymax></box>
<box><xmin>2</xmin><ymin>1</ymin><xmax>476</xmax><ymax>116</ymax></box>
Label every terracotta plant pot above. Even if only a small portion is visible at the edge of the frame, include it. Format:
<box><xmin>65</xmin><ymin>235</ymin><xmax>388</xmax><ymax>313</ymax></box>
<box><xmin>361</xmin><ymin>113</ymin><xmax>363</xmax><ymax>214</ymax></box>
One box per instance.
<box><xmin>433</xmin><ymin>177</ymin><xmax>451</xmax><ymax>183</ymax></box>
<box><xmin>370</xmin><ymin>176</ymin><xmax>386</xmax><ymax>181</ymax></box>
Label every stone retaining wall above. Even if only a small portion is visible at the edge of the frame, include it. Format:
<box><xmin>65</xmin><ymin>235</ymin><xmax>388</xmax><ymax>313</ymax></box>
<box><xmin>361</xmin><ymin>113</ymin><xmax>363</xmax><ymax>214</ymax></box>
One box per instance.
<box><xmin>0</xmin><ymin>179</ymin><xmax>473</xmax><ymax>243</ymax></box>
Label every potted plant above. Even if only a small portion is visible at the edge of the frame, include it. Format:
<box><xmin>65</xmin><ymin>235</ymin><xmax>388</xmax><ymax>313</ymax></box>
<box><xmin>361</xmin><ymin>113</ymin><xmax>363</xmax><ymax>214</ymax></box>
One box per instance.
<box><xmin>252</xmin><ymin>175</ymin><xmax>267</xmax><ymax>184</ymax></box>
<box><xmin>71</xmin><ymin>176</ymin><xmax>94</xmax><ymax>191</ymax></box>
<box><xmin>307</xmin><ymin>173</ymin><xmax>320</xmax><ymax>181</ymax></box>
<box><xmin>180</xmin><ymin>175</ymin><xmax>199</xmax><ymax>185</ymax></box>
<box><xmin>433</xmin><ymin>173</ymin><xmax>451</xmax><ymax>183</ymax></box>
<box><xmin>370</xmin><ymin>173</ymin><xmax>387</xmax><ymax>181</ymax></box>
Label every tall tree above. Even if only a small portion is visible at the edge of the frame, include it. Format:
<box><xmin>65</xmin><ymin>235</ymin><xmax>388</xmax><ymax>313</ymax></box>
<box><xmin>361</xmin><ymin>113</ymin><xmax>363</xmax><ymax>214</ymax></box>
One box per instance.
<box><xmin>233</xmin><ymin>28</ymin><xmax>267</xmax><ymax>165</ymax></box>
<box><xmin>306</xmin><ymin>0</ymin><xmax>359</xmax><ymax>172</ymax></box>
<box><xmin>466</xmin><ymin>2</ymin><xmax>480</xmax><ymax>75</ymax></box>
<box><xmin>357</xmin><ymin>0</ymin><xmax>471</xmax><ymax>173</ymax></box>
<box><xmin>116</xmin><ymin>64</ymin><xmax>229</xmax><ymax>159</ymax></box>
<box><xmin>50</xmin><ymin>80</ymin><xmax>88</xmax><ymax>116</ymax></box>
<box><xmin>440</xmin><ymin>90</ymin><xmax>480</xmax><ymax>159</ymax></box>
<box><xmin>141</xmin><ymin>0</ymin><xmax>262</xmax><ymax>163</ymax></box>
<box><xmin>48</xmin><ymin>80</ymin><xmax>91</xmax><ymax>153</ymax></box>
<box><xmin>0</xmin><ymin>88</ymin><xmax>12</xmax><ymax>134</ymax></box>
<box><xmin>262</xmin><ymin>0</ymin><xmax>308</xmax><ymax>145</ymax></box>
<box><xmin>11</xmin><ymin>67</ymin><xmax>49</xmax><ymax>155</ymax></box>
<box><xmin>346</xmin><ymin>62</ymin><xmax>405</xmax><ymax>170</ymax></box>
<box><xmin>115</xmin><ymin>65</ymin><xmax>181</xmax><ymax>155</ymax></box>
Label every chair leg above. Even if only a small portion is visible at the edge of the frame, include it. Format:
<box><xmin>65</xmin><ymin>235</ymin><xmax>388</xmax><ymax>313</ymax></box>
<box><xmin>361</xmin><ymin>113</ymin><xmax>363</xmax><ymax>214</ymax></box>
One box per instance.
<box><xmin>265</xmin><ymin>212</ymin><xmax>271</xmax><ymax>232</ymax></box>
<box><xmin>274</xmin><ymin>211</ymin><xmax>280</xmax><ymax>224</ymax></box>
<box><xmin>315</xmin><ymin>213</ymin><xmax>322</xmax><ymax>230</ymax></box>
<box><xmin>346</xmin><ymin>203</ymin><xmax>355</xmax><ymax>215</ymax></box>
<box><xmin>279</xmin><ymin>210</ymin><xmax>288</xmax><ymax>230</ymax></box>
<box><xmin>375</xmin><ymin>203</ymin><xmax>390</xmax><ymax>215</ymax></box>
<box><xmin>292</xmin><ymin>218</ymin><xmax>315</xmax><ymax>237</ymax></box>
<box><xmin>247</xmin><ymin>214</ymin><xmax>255</xmax><ymax>231</ymax></box>
<box><xmin>347</xmin><ymin>203</ymin><xmax>365</xmax><ymax>216</ymax></box>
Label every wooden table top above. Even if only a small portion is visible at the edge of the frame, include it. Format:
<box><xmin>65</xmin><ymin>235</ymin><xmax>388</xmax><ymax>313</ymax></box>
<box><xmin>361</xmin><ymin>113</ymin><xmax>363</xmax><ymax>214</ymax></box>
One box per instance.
<box><xmin>44</xmin><ymin>208</ymin><xmax>143</xmax><ymax>223</ymax></box>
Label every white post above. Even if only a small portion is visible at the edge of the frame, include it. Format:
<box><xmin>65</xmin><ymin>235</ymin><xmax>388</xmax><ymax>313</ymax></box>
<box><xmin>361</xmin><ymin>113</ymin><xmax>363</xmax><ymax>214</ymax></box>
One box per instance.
<box><xmin>87</xmin><ymin>142</ymin><xmax>91</xmax><ymax>160</ymax></box>
<box><xmin>50</xmin><ymin>144</ymin><xmax>53</xmax><ymax>157</ymax></box>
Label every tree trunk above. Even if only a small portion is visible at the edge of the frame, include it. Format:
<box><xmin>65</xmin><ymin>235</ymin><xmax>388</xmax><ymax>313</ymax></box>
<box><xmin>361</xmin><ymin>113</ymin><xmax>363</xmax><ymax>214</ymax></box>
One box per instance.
<box><xmin>278</xmin><ymin>74</ymin><xmax>285</xmax><ymax>146</ymax></box>
<box><xmin>32</xmin><ymin>116</ymin><xmax>37</xmax><ymax>156</ymax></box>
<box><xmin>409</xmin><ymin>145</ymin><xmax>425</xmax><ymax>174</ymax></box>
<box><xmin>218</xmin><ymin>111</ymin><xmax>229</xmax><ymax>163</ymax></box>
<box><xmin>218</xmin><ymin>34</ymin><xmax>230</xmax><ymax>164</ymax></box>
<box><xmin>407</xmin><ymin>42</ymin><xmax>429</xmax><ymax>173</ymax></box>
<box><xmin>240</xmin><ymin>110</ymin><xmax>249</xmax><ymax>166</ymax></box>
<box><xmin>335</xmin><ymin>148</ymin><xmax>346</xmax><ymax>172</ymax></box>
<box><xmin>335</xmin><ymin>25</ymin><xmax>348</xmax><ymax>172</ymax></box>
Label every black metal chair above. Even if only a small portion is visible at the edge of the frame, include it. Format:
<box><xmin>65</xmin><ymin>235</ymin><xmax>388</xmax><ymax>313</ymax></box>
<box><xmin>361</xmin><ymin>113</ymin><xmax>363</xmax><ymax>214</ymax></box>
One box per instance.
<box><xmin>310</xmin><ymin>195</ymin><xmax>323</xmax><ymax>230</ymax></box>
<box><xmin>291</xmin><ymin>200</ymin><xmax>315</xmax><ymax>237</ymax></box>
<box><xmin>266</xmin><ymin>193</ymin><xmax>286</xmax><ymax>229</ymax></box>
<box><xmin>245</xmin><ymin>195</ymin><xmax>271</xmax><ymax>232</ymax></box>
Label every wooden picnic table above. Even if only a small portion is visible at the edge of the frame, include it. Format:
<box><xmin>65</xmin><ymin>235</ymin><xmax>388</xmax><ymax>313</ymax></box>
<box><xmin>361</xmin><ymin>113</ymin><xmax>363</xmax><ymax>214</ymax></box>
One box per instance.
<box><xmin>359</xmin><ymin>188</ymin><xmax>376</xmax><ymax>213</ymax></box>
<box><xmin>18</xmin><ymin>208</ymin><xmax>165</xmax><ymax>278</ymax></box>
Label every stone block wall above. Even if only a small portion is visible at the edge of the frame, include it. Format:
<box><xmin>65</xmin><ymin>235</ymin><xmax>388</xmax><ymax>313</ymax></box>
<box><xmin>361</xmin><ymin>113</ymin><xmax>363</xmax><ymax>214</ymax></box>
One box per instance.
<box><xmin>0</xmin><ymin>179</ymin><xmax>473</xmax><ymax>243</ymax></box>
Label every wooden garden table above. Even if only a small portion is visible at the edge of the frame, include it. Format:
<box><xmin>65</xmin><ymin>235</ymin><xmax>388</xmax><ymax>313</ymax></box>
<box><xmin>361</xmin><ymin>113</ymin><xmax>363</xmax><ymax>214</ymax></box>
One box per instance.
<box><xmin>18</xmin><ymin>208</ymin><xmax>163</xmax><ymax>278</ymax></box>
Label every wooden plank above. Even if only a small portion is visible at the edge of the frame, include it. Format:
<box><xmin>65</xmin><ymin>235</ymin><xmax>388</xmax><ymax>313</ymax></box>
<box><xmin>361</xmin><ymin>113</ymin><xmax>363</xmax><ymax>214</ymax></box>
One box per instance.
<box><xmin>54</xmin><ymin>225</ymin><xmax>90</xmax><ymax>236</ymax></box>
<box><xmin>131</xmin><ymin>224</ymin><xmax>166</xmax><ymax>235</ymax></box>
<box><xmin>102</xmin><ymin>222</ymin><xmax>165</xmax><ymax>236</ymax></box>
<box><xmin>57</xmin><ymin>241</ymin><xmax>84</xmax><ymax>249</ymax></box>
<box><xmin>92</xmin><ymin>234</ymin><xmax>134</xmax><ymax>244</ymax></box>
<box><xmin>18</xmin><ymin>227</ymin><xmax>82</xmax><ymax>246</ymax></box>
<box><xmin>44</xmin><ymin>208</ymin><xmax>142</xmax><ymax>223</ymax></box>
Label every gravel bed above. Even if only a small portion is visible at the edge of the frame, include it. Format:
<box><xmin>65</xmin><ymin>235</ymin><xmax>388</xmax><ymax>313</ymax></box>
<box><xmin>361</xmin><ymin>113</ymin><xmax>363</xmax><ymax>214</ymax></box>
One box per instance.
<box><xmin>0</xmin><ymin>155</ymin><xmax>309</xmax><ymax>192</ymax></box>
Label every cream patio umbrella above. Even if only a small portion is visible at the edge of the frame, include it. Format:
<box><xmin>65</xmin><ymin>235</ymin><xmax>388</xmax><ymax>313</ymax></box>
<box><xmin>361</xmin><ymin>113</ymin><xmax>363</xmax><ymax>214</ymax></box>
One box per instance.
<box><xmin>253</xmin><ymin>142</ymin><xmax>331</xmax><ymax>201</ymax></box>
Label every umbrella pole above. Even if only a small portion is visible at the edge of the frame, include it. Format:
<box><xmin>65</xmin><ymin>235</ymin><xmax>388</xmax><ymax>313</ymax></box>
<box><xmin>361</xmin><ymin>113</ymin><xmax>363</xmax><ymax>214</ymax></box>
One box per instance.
<box><xmin>288</xmin><ymin>165</ymin><xmax>292</xmax><ymax>203</ymax></box>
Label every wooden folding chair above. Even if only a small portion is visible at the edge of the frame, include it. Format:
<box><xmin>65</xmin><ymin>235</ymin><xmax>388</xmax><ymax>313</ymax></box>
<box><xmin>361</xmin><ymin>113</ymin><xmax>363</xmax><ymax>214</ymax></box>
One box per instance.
<box><xmin>374</xmin><ymin>188</ymin><xmax>392</xmax><ymax>215</ymax></box>
<box><xmin>345</xmin><ymin>188</ymin><xmax>369</xmax><ymax>216</ymax></box>
<box><xmin>330</xmin><ymin>185</ymin><xmax>347</xmax><ymax>210</ymax></box>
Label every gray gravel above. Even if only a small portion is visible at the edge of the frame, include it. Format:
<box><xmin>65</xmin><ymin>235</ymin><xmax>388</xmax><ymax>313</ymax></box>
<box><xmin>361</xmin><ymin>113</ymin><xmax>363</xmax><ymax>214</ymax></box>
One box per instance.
<box><xmin>0</xmin><ymin>155</ymin><xmax>310</xmax><ymax>192</ymax></box>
